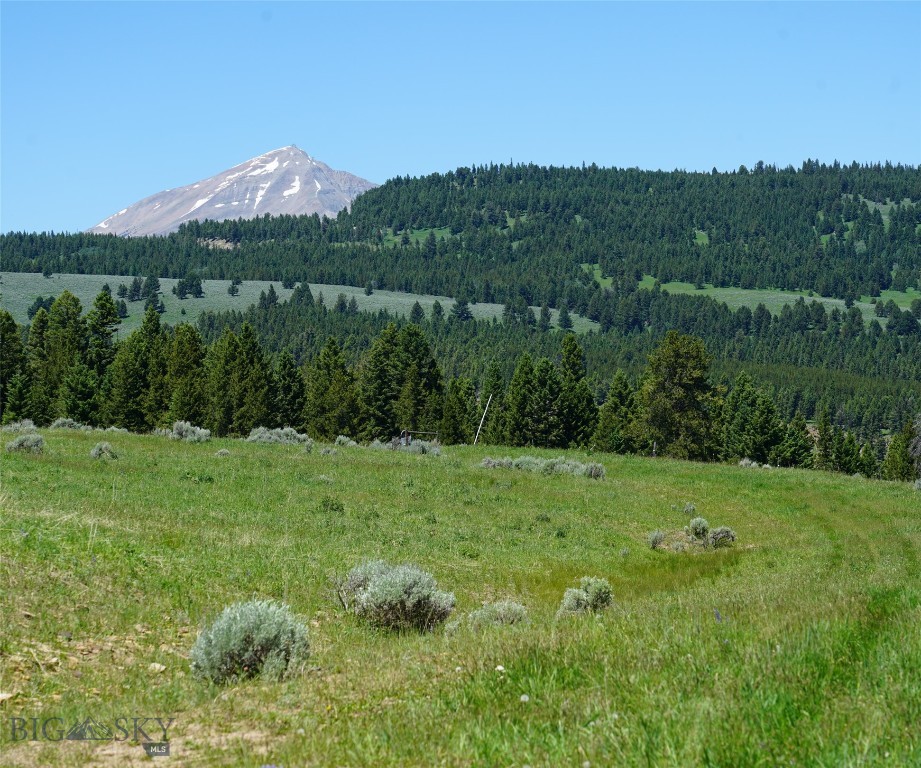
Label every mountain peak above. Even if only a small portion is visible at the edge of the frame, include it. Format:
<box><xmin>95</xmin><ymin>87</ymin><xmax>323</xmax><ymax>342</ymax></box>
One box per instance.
<box><xmin>88</xmin><ymin>147</ymin><xmax>376</xmax><ymax>237</ymax></box>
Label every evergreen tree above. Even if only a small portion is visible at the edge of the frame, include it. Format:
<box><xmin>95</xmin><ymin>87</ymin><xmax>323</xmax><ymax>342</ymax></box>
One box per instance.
<box><xmin>771</xmin><ymin>412</ymin><xmax>814</xmax><ymax>468</ymax></box>
<box><xmin>409</xmin><ymin>301</ymin><xmax>425</xmax><ymax>324</ymax></box>
<box><xmin>3</xmin><ymin>373</ymin><xmax>30</xmax><ymax>424</ymax></box>
<box><xmin>559</xmin><ymin>334</ymin><xmax>597</xmax><ymax>447</ymax></box>
<box><xmin>557</xmin><ymin>303</ymin><xmax>573</xmax><ymax>331</ymax></box>
<box><xmin>592</xmin><ymin>371</ymin><xmax>635</xmax><ymax>453</ymax></box>
<box><xmin>504</xmin><ymin>353</ymin><xmax>536</xmax><ymax>446</ymax></box>
<box><xmin>538</xmin><ymin>303</ymin><xmax>552</xmax><ymax>332</ymax></box>
<box><xmin>230</xmin><ymin>323</ymin><xmax>272</xmax><ymax>434</ymax></box>
<box><xmin>396</xmin><ymin>324</ymin><xmax>444</xmax><ymax>431</ymax></box>
<box><xmin>25</xmin><ymin>309</ymin><xmax>54</xmax><ymax>425</ymax></box>
<box><xmin>814</xmin><ymin>409</ymin><xmax>835</xmax><ymax>471</ymax></box>
<box><xmin>167</xmin><ymin>324</ymin><xmax>207</xmax><ymax>425</ymax></box>
<box><xmin>0</xmin><ymin>309</ymin><xmax>25</xmax><ymax>420</ymax></box>
<box><xmin>531</xmin><ymin>357</ymin><xmax>564</xmax><ymax>448</ymax></box>
<box><xmin>881</xmin><ymin>422</ymin><xmax>917</xmax><ymax>481</ymax></box>
<box><xmin>273</xmin><ymin>350</ymin><xmax>305</xmax><ymax>429</ymax></box>
<box><xmin>204</xmin><ymin>328</ymin><xmax>240</xmax><ymax>436</ymax></box>
<box><xmin>479</xmin><ymin>360</ymin><xmax>507</xmax><ymax>445</ymax></box>
<box><xmin>358</xmin><ymin>323</ymin><xmax>401</xmax><ymax>440</ymax></box>
<box><xmin>635</xmin><ymin>331</ymin><xmax>715</xmax><ymax>460</ymax></box>
<box><xmin>58</xmin><ymin>361</ymin><xmax>98</xmax><ymax>424</ymax></box>
<box><xmin>440</xmin><ymin>377</ymin><xmax>476</xmax><ymax>444</ymax></box>
<box><xmin>85</xmin><ymin>289</ymin><xmax>121</xmax><ymax>378</ymax></box>
<box><xmin>304</xmin><ymin>337</ymin><xmax>357</xmax><ymax>439</ymax></box>
<box><xmin>45</xmin><ymin>291</ymin><xmax>87</xmax><ymax>412</ymax></box>
<box><xmin>451</xmin><ymin>298</ymin><xmax>473</xmax><ymax>322</ymax></box>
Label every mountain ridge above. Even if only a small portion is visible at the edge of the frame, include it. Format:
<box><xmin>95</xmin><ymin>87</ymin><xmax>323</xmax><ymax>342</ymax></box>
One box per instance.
<box><xmin>87</xmin><ymin>146</ymin><xmax>376</xmax><ymax>236</ymax></box>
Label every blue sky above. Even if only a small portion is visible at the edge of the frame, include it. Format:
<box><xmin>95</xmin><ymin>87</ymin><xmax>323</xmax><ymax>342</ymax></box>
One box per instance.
<box><xmin>2</xmin><ymin>1</ymin><xmax>919</xmax><ymax>234</ymax></box>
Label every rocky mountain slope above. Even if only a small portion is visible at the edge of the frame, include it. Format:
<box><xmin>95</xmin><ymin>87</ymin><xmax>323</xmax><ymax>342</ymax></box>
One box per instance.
<box><xmin>87</xmin><ymin>146</ymin><xmax>376</xmax><ymax>236</ymax></box>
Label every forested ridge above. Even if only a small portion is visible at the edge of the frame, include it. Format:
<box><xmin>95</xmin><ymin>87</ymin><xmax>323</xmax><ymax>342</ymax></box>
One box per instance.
<box><xmin>3</xmin><ymin>159</ymin><xmax>920</xmax><ymax>305</ymax></box>
<box><xmin>1</xmin><ymin>159</ymin><xmax>919</xmax><ymax>454</ymax></box>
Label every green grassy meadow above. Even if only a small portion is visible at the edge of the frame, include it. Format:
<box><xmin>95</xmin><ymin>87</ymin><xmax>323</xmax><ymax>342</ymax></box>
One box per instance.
<box><xmin>0</xmin><ymin>272</ymin><xmax>598</xmax><ymax>334</ymax></box>
<box><xmin>636</xmin><ymin>274</ymin><xmax>921</xmax><ymax>325</ymax></box>
<box><xmin>2</xmin><ymin>431</ymin><xmax>919</xmax><ymax>766</ymax></box>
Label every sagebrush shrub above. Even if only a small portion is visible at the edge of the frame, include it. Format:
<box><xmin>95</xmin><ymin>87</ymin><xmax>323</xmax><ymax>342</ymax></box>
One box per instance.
<box><xmin>556</xmin><ymin>576</ymin><xmax>613</xmax><ymax>618</ymax></box>
<box><xmin>914</xmin><ymin>479</ymin><xmax>921</xmax><ymax>491</ymax></box>
<box><xmin>709</xmin><ymin>526</ymin><xmax>737</xmax><ymax>548</ymax></box>
<box><xmin>334</xmin><ymin>435</ymin><xmax>358</xmax><ymax>447</ymax></box>
<box><xmin>465</xmin><ymin>600</ymin><xmax>528</xmax><ymax>631</ymax></box>
<box><xmin>190</xmin><ymin>599</ymin><xmax>310</xmax><ymax>684</ymax></box>
<box><xmin>51</xmin><ymin>418</ymin><xmax>84</xmax><ymax>430</ymax></box>
<box><xmin>689</xmin><ymin>517</ymin><xmax>710</xmax><ymax>540</ymax></box>
<box><xmin>1</xmin><ymin>419</ymin><xmax>36</xmax><ymax>434</ymax></box>
<box><xmin>170</xmin><ymin>421</ymin><xmax>211</xmax><ymax>442</ymax></box>
<box><xmin>320</xmin><ymin>447</ymin><xmax>337</xmax><ymax>456</ymax></box>
<box><xmin>215</xmin><ymin>448</ymin><xmax>230</xmax><ymax>457</ymax></box>
<box><xmin>6</xmin><ymin>433</ymin><xmax>44</xmax><ymax>454</ymax></box>
<box><xmin>336</xmin><ymin>561</ymin><xmax>455</xmax><ymax>631</ymax></box>
<box><xmin>246</xmin><ymin>426</ymin><xmax>312</xmax><ymax>448</ymax></box>
<box><xmin>648</xmin><ymin>530</ymin><xmax>665</xmax><ymax>549</ymax></box>
<box><xmin>482</xmin><ymin>455</ymin><xmax>605</xmax><ymax>479</ymax></box>
<box><xmin>90</xmin><ymin>441</ymin><xmax>117</xmax><ymax>459</ymax></box>
<box><xmin>354</xmin><ymin>565</ymin><xmax>455</xmax><ymax>631</ymax></box>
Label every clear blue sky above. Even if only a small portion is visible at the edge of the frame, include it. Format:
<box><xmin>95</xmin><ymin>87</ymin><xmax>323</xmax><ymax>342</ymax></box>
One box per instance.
<box><xmin>2</xmin><ymin>1</ymin><xmax>919</xmax><ymax>234</ymax></box>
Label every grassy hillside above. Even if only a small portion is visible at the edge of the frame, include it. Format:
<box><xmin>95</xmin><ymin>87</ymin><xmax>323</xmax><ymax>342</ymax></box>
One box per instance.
<box><xmin>635</xmin><ymin>273</ymin><xmax>921</xmax><ymax>325</ymax></box>
<box><xmin>2</xmin><ymin>430</ymin><xmax>919</xmax><ymax>766</ymax></box>
<box><xmin>0</xmin><ymin>272</ymin><xmax>598</xmax><ymax>334</ymax></box>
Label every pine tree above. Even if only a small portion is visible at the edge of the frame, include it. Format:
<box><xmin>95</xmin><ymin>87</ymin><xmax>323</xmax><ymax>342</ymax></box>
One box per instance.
<box><xmin>25</xmin><ymin>309</ymin><xmax>54</xmax><ymax>425</ymax></box>
<box><xmin>557</xmin><ymin>303</ymin><xmax>573</xmax><ymax>331</ymax></box>
<box><xmin>479</xmin><ymin>360</ymin><xmax>507</xmax><ymax>445</ymax></box>
<box><xmin>538</xmin><ymin>303</ymin><xmax>552</xmax><ymax>333</ymax></box>
<box><xmin>45</xmin><ymin>291</ymin><xmax>87</xmax><ymax>411</ymax></box>
<box><xmin>230</xmin><ymin>324</ymin><xmax>272</xmax><ymax>434</ymax></box>
<box><xmin>409</xmin><ymin>301</ymin><xmax>425</xmax><ymax>324</ymax></box>
<box><xmin>304</xmin><ymin>337</ymin><xmax>357</xmax><ymax>439</ymax></box>
<box><xmin>85</xmin><ymin>289</ymin><xmax>121</xmax><ymax>378</ymax></box>
<box><xmin>440</xmin><ymin>377</ymin><xmax>476</xmax><ymax>444</ymax></box>
<box><xmin>0</xmin><ymin>309</ymin><xmax>25</xmax><ymax>420</ymax></box>
<box><xmin>167</xmin><ymin>324</ymin><xmax>207</xmax><ymax>425</ymax></box>
<box><xmin>814</xmin><ymin>409</ymin><xmax>835</xmax><ymax>471</ymax></box>
<box><xmin>592</xmin><ymin>371</ymin><xmax>635</xmax><ymax>453</ymax></box>
<box><xmin>58</xmin><ymin>361</ymin><xmax>98</xmax><ymax>424</ymax></box>
<box><xmin>635</xmin><ymin>331</ymin><xmax>715</xmax><ymax>460</ymax></box>
<box><xmin>273</xmin><ymin>350</ymin><xmax>305</xmax><ymax>429</ymax></box>
<box><xmin>771</xmin><ymin>412</ymin><xmax>814</xmax><ymax>468</ymax></box>
<box><xmin>881</xmin><ymin>422</ymin><xmax>916</xmax><ymax>481</ymax></box>
<box><xmin>358</xmin><ymin>323</ymin><xmax>401</xmax><ymax>440</ymax></box>
<box><xmin>531</xmin><ymin>357</ymin><xmax>564</xmax><ymax>448</ymax></box>
<box><xmin>204</xmin><ymin>328</ymin><xmax>240</xmax><ymax>436</ymax></box>
<box><xmin>559</xmin><ymin>334</ymin><xmax>597</xmax><ymax>447</ymax></box>
<box><xmin>451</xmin><ymin>298</ymin><xmax>473</xmax><ymax>322</ymax></box>
<box><xmin>504</xmin><ymin>353</ymin><xmax>535</xmax><ymax>446</ymax></box>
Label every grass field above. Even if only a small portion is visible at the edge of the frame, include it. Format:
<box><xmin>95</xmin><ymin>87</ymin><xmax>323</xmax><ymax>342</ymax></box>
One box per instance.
<box><xmin>636</xmin><ymin>274</ymin><xmax>921</xmax><ymax>325</ymax></box>
<box><xmin>0</xmin><ymin>273</ymin><xmax>598</xmax><ymax>334</ymax></box>
<box><xmin>2</xmin><ymin>430</ymin><xmax>919</xmax><ymax>766</ymax></box>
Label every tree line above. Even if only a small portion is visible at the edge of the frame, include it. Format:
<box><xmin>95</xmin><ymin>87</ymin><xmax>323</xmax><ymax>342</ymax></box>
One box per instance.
<box><xmin>1</xmin><ymin>290</ymin><xmax>918</xmax><ymax>484</ymax></box>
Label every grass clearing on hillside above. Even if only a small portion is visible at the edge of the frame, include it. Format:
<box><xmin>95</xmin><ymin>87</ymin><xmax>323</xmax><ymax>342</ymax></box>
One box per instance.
<box><xmin>0</xmin><ymin>272</ymin><xmax>598</xmax><ymax>333</ymax></box>
<box><xmin>1</xmin><ymin>432</ymin><xmax>919</xmax><ymax>765</ymax></box>
<box><xmin>635</xmin><ymin>274</ymin><xmax>921</xmax><ymax>325</ymax></box>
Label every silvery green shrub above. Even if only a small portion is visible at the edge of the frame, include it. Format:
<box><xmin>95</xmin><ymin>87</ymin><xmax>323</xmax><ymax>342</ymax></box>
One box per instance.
<box><xmin>337</xmin><ymin>561</ymin><xmax>455</xmax><ymax>631</ymax></box>
<box><xmin>51</xmin><ymin>418</ymin><xmax>84</xmax><ymax>430</ymax></box>
<box><xmin>1</xmin><ymin>419</ymin><xmax>36</xmax><ymax>434</ymax></box>
<box><xmin>354</xmin><ymin>564</ymin><xmax>455</xmax><ymax>631</ymax></box>
<box><xmin>404</xmin><ymin>439</ymin><xmax>441</xmax><ymax>456</ymax></box>
<box><xmin>334</xmin><ymin>435</ymin><xmax>358</xmax><ymax>447</ymax></box>
<box><xmin>482</xmin><ymin>455</ymin><xmax>604</xmax><ymax>479</ymax></box>
<box><xmin>709</xmin><ymin>526</ymin><xmax>737</xmax><ymax>548</ymax></box>
<box><xmin>556</xmin><ymin>576</ymin><xmax>613</xmax><ymax>618</ymax></box>
<box><xmin>913</xmin><ymin>478</ymin><xmax>921</xmax><ymax>491</ymax></box>
<box><xmin>190</xmin><ymin>599</ymin><xmax>310</xmax><ymax>684</ymax></box>
<box><xmin>464</xmin><ymin>600</ymin><xmax>529</xmax><ymax>631</ymax></box>
<box><xmin>648</xmin><ymin>530</ymin><xmax>666</xmax><ymax>549</ymax></box>
<box><xmin>689</xmin><ymin>517</ymin><xmax>710</xmax><ymax>540</ymax></box>
<box><xmin>320</xmin><ymin>446</ymin><xmax>337</xmax><ymax>456</ymax></box>
<box><xmin>6</xmin><ymin>433</ymin><xmax>44</xmax><ymax>454</ymax></box>
<box><xmin>246</xmin><ymin>426</ymin><xmax>312</xmax><ymax>448</ymax></box>
<box><xmin>215</xmin><ymin>448</ymin><xmax>230</xmax><ymax>457</ymax></box>
<box><xmin>90</xmin><ymin>441</ymin><xmax>117</xmax><ymax>459</ymax></box>
<box><xmin>170</xmin><ymin>421</ymin><xmax>211</xmax><ymax>442</ymax></box>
